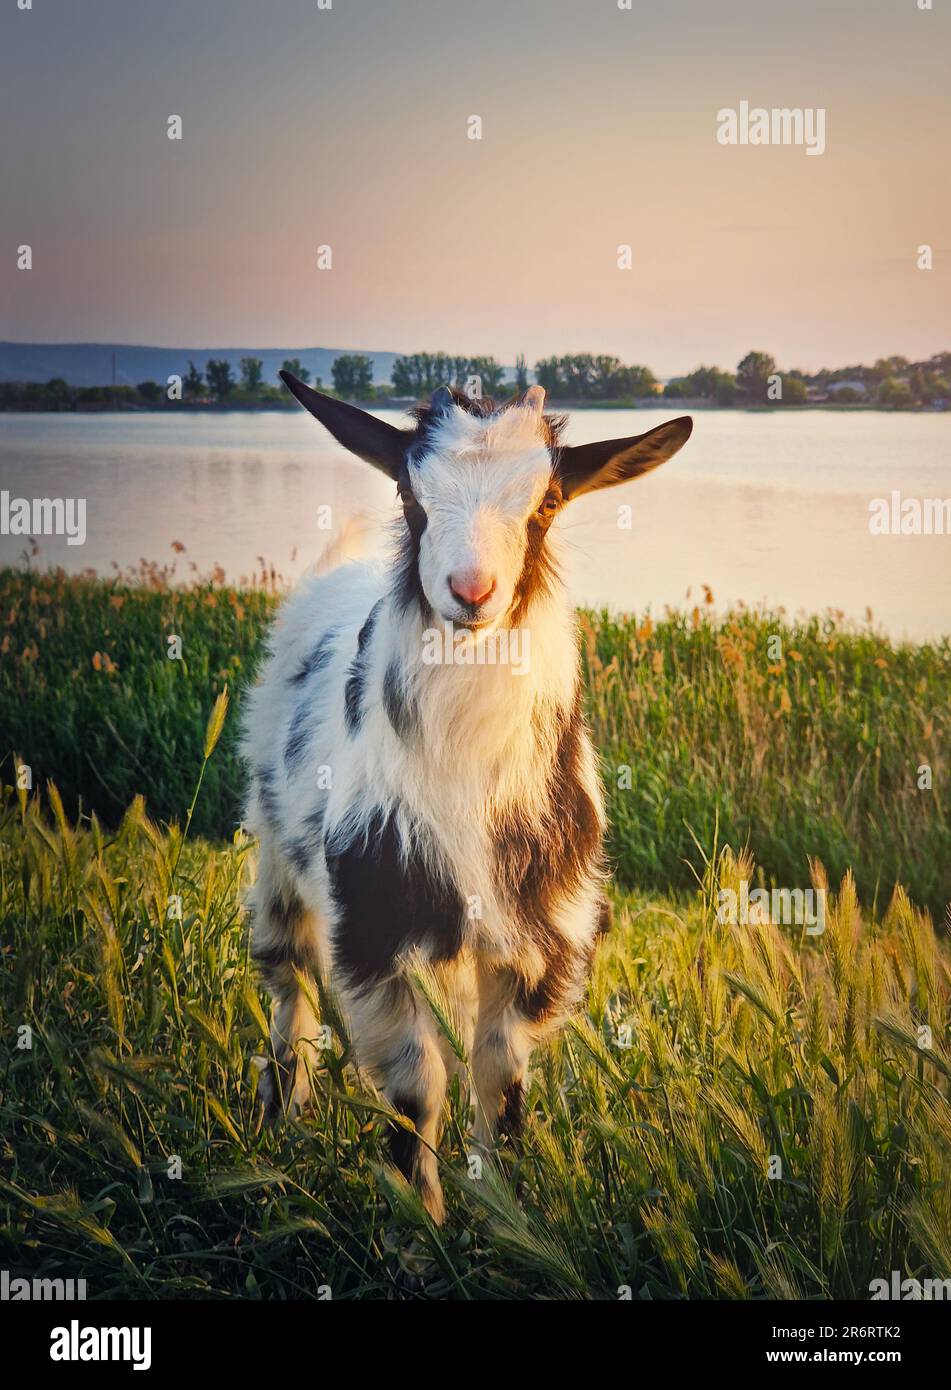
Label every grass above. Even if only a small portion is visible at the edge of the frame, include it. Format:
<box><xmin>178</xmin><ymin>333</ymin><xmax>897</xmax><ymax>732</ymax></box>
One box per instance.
<box><xmin>1</xmin><ymin>565</ymin><xmax>949</xmax><ymax>918</ymax></box>
<box><xmin>0</xmin><ymin>564</ymin><xmax>949</xmax><ymax>1298</ymax></box>
<box><xmin>0</xmin><ymin>779</ymin><xmax>948</xmax><ymax>1299</ymax></box>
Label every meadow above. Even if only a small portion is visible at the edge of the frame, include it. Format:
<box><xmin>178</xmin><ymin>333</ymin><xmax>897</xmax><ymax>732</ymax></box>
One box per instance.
<box><xmin>2</xmin><ymin>566</ymin><xmax>949</xmax><ymax>918</ymax></box>
<box><xmin>0</xmin><ymin>565</ymin><xmax>949</xmax><ymax>1298</ymax></box>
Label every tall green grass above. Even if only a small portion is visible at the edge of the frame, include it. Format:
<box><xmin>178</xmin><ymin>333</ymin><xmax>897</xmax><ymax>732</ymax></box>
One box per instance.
<box><xmin>1</xmin><ymin>566</ymin><xmax>948</xmax><ymax>917</ymax></box>
<box><xmin>0</xmin><ymin>779</ymin><xmax>948</xmax><ymax>1298</ymax></box>
<box><xmin>583</xmin><ymin>606</ymin><xmax>951</xmax><ymax>922</ymax></box>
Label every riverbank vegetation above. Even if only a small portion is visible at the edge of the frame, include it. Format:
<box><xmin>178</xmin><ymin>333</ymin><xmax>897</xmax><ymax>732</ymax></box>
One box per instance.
<box><xmin>2</xmin><ymin>349</ymin><xmax>948</xmax><ymax>411</ymax></box>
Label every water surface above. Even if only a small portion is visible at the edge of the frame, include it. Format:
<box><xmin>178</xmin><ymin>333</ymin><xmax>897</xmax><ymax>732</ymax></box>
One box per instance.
<box><xmin>1</xmin><ymin>409</ymin><xmax>948</xmax><ymax>640</ymax></box>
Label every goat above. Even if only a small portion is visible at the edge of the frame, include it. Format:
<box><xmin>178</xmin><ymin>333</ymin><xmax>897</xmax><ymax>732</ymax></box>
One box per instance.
<box><xmin>241</xmin><ymin>373</ymin><xmax>692</xmax><ymax>1222</ymax></box>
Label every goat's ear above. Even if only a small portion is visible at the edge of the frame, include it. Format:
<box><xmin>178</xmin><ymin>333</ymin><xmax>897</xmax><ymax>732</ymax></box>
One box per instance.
<box><xmin>279</xmin><ymin>370</ymin><xmax>410</xmax><ymax>480</ymax></box>
<box><xmin>557</xmin><ymin>417</ymin><xmax>693</xmax><ymax>499</ymax></box>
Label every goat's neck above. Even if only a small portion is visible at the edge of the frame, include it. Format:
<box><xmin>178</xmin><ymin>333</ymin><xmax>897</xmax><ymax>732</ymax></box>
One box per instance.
<box><xmin>386</xmin><ymin>583</ymin><xmax>580</xmax><ymax>774</ymax></box>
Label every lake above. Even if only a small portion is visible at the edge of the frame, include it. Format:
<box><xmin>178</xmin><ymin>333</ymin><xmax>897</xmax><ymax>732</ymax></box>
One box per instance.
<box><xmin>1</xmin><ymin>408</ymin><xmax>949</xmax><ymax>641</ymax></box>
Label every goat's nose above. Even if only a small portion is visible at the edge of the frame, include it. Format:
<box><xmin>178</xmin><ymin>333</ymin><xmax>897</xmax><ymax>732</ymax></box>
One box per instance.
<box><xmin>449</xmin><ymin>572</ymin><xmax>496</xmax><ymax>608</ymax></box>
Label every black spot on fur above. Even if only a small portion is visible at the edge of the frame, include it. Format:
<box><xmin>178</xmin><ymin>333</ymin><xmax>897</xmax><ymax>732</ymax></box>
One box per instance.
<box><xmin>393</xmin><ymin>526</ymin><xmax>430</xmax><ymax>620</ymax></box>
<box><xmin>383</xmin><ymin>659</ymin><xmax>417</xmax><ymax>741</ymax></box>
<box><xmin>251</xmin><ymin>891</ymin><xmax>310</xmax><ymax>987</ymax></box>
<box><xmin>283</xmin><ymin>837</ymin><xmax>312</xmax><ymax>876</ymax></box>
<box><xmin>254</xmin><ymin>765</ymin><xmax>281</xmax><ymax>833</ymax></box>
<box><xmin>325</xmin><ymin>809</ymin><xmax>465</xmax><ymax>989</ymax></box>
<box><xmin>344</xmin><ymin>600</ymin><xmax>382</xmax><ymax>735</ymax></box>
<box><xmin>282</xmin><ymin>805</ymin><xmax>328</xmax><ymax>876</ymax></box>
<box><xmin>252</xmin><ymin>939</ymin><xmax>297</xmax><ymax>972</ymax></box>
<box><xmin>389</xmin><ymin>1094</ymin><xmax>421</xmax><ymax>1180</ymax></box>
<box><xmin>284</xmin><ymin>698</ymin><xmax>313</xmax><ymax>771</ymax></box>
<box><xmin>499</xmin><ymin>1080</ymin><xmax>524</xmax><ymax>1139</ymax></box>
<box><xmin>393</xmin><ymin>460</ymin><xmax>431</xmax><ymax>620</ymax></box>
<box><xmin>289</xmin><ymin>629</ymin><xmax>337</xmax><ymax>686</ymax></box>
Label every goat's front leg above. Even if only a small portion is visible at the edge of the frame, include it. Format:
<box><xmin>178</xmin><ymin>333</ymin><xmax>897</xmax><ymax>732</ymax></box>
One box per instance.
<box><xmin>473</xmin><ymin>923</ymin><xmax>596</xmax><ymax>1146</ymax></box>
<box><xmin>471</xmin><ymin>965</ymin><xmax>533</xmax><ymax>1147</ymax></box>
<box><xmin>249</xmin><ymin>847</ymin><xmax>322</xmax><ymax>1121</ymax></box>
<box><xmin>345</xmin><ymin>974</ymin><xmax>449</xmax><ymax>1224</ymax></box>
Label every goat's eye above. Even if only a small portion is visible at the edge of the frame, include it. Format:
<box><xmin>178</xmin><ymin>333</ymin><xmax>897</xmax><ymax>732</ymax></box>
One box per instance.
<box><xmin>537</xmin><ymin>493</ymin><xmax>560</xmax><ymax>517</ymax></box>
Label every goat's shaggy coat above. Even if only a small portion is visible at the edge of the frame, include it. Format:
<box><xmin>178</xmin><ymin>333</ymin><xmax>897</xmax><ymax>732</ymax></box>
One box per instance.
<box><xmin>242</xmin><ymin>377</ymin><xmax>692</xmax><ymax>1221</ymax></box>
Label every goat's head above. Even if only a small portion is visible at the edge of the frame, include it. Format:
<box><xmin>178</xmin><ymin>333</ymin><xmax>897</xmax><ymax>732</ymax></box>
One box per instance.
<box><xmin>280</xmin><ymin>370</ymin><xmax>692</xmax><ymax>629</ymax></box>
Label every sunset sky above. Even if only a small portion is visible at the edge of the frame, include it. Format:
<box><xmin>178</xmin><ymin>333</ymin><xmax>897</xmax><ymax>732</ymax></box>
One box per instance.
<box><xmin>3</xmin><ymin>0</ymin><xmax>948</xmax><ymax>377</ymax></box>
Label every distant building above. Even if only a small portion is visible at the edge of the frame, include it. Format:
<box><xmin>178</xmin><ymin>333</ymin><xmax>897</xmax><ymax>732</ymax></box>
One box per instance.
<box><xmin>827</xmin><ymin>380</ymin><xmax>868</xmax><ymax>398</ymax></box>
<box><xmin>806</xmin><ymin>386</ymin><xmax>829</xmax><ymax>403</ymax></box>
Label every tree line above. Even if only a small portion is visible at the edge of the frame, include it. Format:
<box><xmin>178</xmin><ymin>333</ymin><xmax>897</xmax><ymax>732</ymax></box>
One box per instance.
<box><xmin>2</xmin><ymin>350</ymin><xmax>948</xmax><ymax>411</ymax></box>
<box><xmin>664</xmin><ymin>351</ymin><xmax>951</xmax><ymax>408</ymax></box>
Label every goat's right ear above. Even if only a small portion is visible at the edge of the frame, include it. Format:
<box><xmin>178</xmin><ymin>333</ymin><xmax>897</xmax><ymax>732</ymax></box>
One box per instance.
<box><xmin>279</xmin><ymin>370</ymin><xmax>410</xmax><ymax>481</ymax></box>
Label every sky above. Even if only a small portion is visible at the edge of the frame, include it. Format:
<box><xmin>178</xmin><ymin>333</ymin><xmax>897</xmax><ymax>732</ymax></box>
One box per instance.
<box><xmin>2</xmin><ymin>0</ymin><xmax>948</xmax><ymax>377</ymax></box>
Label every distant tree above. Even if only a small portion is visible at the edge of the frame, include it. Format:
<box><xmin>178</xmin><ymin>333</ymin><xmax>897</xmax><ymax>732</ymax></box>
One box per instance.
<box><xmin>779</xmin><ymin>376</ymin><xmax>808</xmax><ymax>405</ymax></box>
<box><xmin>332</xmin><ymin>353</ymin><xmax>375</xmax><ymax>399</ymax></box>
<box><xmin>391</xmin><ymin>354</ymin><xmax>429</xmax><ymax>395</ymax></box>
<box><xmin>240</xmin><ymin>357</ymin><xmax>264</xmax><ymax>394</ymax></box>
<box><xmin>666</xmin><ymin>365</ymin><xmax>736</xmax><ymax>403</ymax></box>
<box><xmin>205</xmin><ymin>359</ymin><xmax>235</xmax><ymax>401</ymax></box>
<box><xmin>137</xmin><ymin>380</ymin><xmax>162</xmax><ymax>404</ymax></box>
<box><xmin>873</xmin><ymin>356</ymin><xmax>910</xmax><ymax>382</ymax></box>
<box><xmin>465</xmin><ymin>356</ymin><xmax>506</xmax><ymax>396</ymax></box>
<box><xmin>184</xmin><ymin>361</ymin><xmax>204</xmax><ymax>400</ymax></box>
<box><xmin>446</xmin><ymin>356</ymin><xmax>469</xmax><ymax>388</ymax></box>
<box><xmin>77</xmin><ymin>386</ymin><xmax>112</xmax><ymax>406</ymax></box>
<box><xmin>389</xmin><ymin>353</ymin><xmax>506</xmax><ymax>398</ymax></box>
<box><xmin>561</xmin><ymin>355</ymin><xmax>598</xmax><ymax>397</ymax></box>
<box><xmin>515</xmin><ymin>354</ymin><xmax>529</xmax><ymax>393</ymax></box>
<box><xmin>684</xmin><ymin>365</ymin><xmax>723</xmax><ymax>398</ymax></box>
<box><xmin>281</xmin><ymin>357</ymin><xmax>310</xmax><ymax>384</ymax></box>
<box><xmin>614</xmin><ymin>364</ymin><xmax>658</xmax><ymax>398</ymax></box>
<box><xmin>590</xmin><ymin>355</ymin><xmax>624</xmax><ymax>398</ymax></box>
<box><xmin>878</xmin><ymin>377</ymin><xmax>914</xmax><ymax>409</ymax></box>
<box><xmin>737</xmin><ymin>351</ymin><xmax>777</xmax><ymax>403</ymax></box>
<box><xmin>533</xmin><ymin>359</ymin><xmax>560</xmax><ymax>395</ymax></box>
<box><xmin>45</xmin><ymin>377</ymin><xmax>72</xmax><ymax>410</ymax></box>
<box><xmin>909</xmin><ymin>367</ymin><xmax>928</xmax><ymax>402</ymax></box>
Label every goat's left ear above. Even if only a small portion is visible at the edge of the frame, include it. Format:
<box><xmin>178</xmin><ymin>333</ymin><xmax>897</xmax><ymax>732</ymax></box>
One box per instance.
<box><xmin>279</xmin><ymin>370</ymin><xmax>411</xmax><ymax>480</ymax></box>
<box><xmin>557</xmin><ymin>416</ymin><xmax>693</xmax><ymax>499</ymax></box>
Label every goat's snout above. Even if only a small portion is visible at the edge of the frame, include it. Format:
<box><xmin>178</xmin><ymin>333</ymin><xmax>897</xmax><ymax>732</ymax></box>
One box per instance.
<box><xmin>449</xmin><ymin>572</ymin><xmax>496</xmax><ymax>609</ymax></box>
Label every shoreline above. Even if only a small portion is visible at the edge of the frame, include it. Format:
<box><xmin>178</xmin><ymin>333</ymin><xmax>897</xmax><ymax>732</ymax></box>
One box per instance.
<box><xmin>1</xmin><ymin>399</ymin><xmax>947</xmax><ymax>415</ymax></box>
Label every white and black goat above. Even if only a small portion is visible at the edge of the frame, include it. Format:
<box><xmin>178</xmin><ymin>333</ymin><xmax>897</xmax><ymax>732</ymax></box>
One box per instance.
<box><xmin>242</xmin><ymin>374</ymin><xmax>692</xmax><ymax>1221</ymax></box>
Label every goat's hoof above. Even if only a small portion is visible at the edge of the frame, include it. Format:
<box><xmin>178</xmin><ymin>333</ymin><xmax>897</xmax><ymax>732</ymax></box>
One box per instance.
<box><xmin>251</xmin><ymin>1055</ymin><xmax>281</xmax><ymax>1124</ymax></box>
<box><xmin>251</xmin><ymin>1053</ymin><xmax>305</xmax><ymax>1125</ymax></box>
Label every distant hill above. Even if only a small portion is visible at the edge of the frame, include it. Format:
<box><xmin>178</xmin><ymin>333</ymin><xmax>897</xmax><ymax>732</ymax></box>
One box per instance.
<box><xmin>0</xmin><ymin>342</ymin><xmax>400</xmax><ymax>388</ymax></box>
